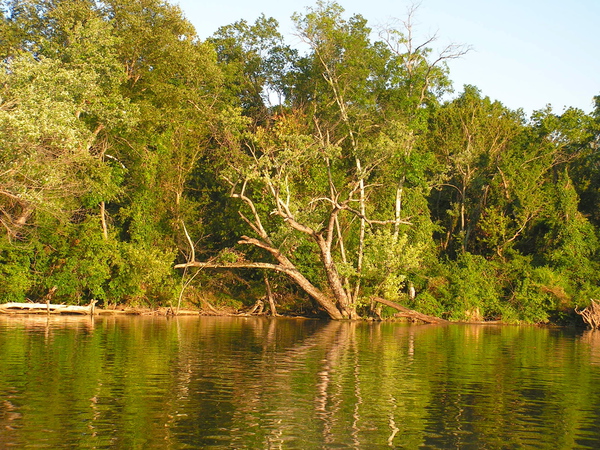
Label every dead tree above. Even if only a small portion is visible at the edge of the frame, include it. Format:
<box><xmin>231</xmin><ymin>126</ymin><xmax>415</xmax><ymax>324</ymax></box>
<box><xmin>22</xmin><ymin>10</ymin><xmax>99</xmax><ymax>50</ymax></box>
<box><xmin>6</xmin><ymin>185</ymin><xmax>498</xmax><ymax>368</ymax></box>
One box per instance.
<box><xmin>576</xmin><ymin>300</ymin><xmax>600</xmax><ymax>329</ymax></box>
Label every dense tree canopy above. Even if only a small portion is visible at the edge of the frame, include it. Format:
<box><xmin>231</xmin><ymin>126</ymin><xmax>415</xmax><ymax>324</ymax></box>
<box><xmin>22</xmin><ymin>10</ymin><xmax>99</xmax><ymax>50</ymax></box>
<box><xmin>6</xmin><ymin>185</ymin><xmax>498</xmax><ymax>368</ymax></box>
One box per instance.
<box><xmin>1</xmin><ymin>0</ymin><xmax>599</xmax><ymax>322</ymax></box>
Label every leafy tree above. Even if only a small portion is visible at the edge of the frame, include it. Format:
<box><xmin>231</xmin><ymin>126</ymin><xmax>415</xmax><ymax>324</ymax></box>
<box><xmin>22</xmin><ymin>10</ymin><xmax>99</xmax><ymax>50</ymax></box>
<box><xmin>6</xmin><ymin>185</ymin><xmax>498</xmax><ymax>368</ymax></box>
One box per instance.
<box><xmin>0</xmin><ymin>0</ymin><xmax>229</xmax><ymax>305</ymax></box>
<box><xmin>0</xmin><ymin>49</ymin><xmax>130</xmax><ymax>239</ymax></box>
<box><xmin>177</xmin><ymin>2</ymin><xmax>462</xmax><ymax>319</ymax></box>
<box><xmin>208</xmin><ymin>14</ymin><xmax>297</xmax><ymax>125</ymax></box>
<box><xmin>374</xmin><ymin>4</ymin><xmax>469</xmax><ymax>130</ymax></box>
<box><xmin>428</xmin><ymin>86</ymin><xmax>524</xmax><ymax>255</ymax></box>
<box><xmin>568</xmin><ymin>96</ymin><xmax>600</xmax><ymax>226</ymax></box>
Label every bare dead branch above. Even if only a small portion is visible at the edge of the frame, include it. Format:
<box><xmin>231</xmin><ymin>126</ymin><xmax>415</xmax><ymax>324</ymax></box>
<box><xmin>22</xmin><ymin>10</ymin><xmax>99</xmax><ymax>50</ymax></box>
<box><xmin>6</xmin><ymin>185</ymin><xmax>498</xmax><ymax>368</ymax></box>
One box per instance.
<box><xmin>231</xmin><ymin>180</ymin><xmax>273</xmax><ymax>243</ymax></box>
<box><xmin>174</xmin><ymin>260</ymin><xmax>291</xmax><ymax>273</ymax></box>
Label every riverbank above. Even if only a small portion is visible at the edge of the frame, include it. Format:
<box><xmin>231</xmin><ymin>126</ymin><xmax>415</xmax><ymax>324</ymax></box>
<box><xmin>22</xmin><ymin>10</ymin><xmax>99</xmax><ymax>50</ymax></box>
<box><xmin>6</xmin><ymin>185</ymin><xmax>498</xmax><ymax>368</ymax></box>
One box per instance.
<box><xmin>0</xmin><ymin>301</ymin><xmax>224</xmax><ymax>317</ymax></box>
<box><xmin>0</xmin><ymin>299</ymin><xmax>586</xmax><ymax>327</ymax></box>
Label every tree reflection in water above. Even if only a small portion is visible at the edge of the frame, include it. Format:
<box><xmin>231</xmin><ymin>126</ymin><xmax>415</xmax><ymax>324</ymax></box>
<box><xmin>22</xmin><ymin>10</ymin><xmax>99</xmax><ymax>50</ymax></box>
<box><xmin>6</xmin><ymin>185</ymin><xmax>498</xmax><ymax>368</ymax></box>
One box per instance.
<box><xmin>0</xmin><ymin>316</ymin><xmax>599</xmax><ymax>448</ymax></box>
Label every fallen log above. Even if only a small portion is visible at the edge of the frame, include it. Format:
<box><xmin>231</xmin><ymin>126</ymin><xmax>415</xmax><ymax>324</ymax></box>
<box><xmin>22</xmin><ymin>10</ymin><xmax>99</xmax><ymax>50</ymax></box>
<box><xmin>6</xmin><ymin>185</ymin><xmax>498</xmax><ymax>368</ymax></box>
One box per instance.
<box><xmin>372</xmin><ymin>297</ymin><xmax>448</xmax><ymax>324</ymax></box>
<box><xmin>0</xmin><ymin>301</ymin><xmax>96</xmax><ymax>315</ymax></box>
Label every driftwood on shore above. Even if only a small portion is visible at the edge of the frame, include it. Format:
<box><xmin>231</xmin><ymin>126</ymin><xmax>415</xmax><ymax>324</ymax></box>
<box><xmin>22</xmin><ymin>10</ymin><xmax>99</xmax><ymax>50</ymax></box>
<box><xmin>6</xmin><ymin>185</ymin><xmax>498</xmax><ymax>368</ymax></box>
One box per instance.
<box><xmin>0</xmin><ymin>302</ymin><xmax>208</xmax><ymax>316</ymax></box>
<box><xmin>372</xmin><ymin>297</ymin><xmax>448</xmax><ymax>324</ymax></box>
<box><xmin>0</xmin><ymin>301</ymin><xmax>96</xmax><ymax>315</ymax></box>
<box><xmin>576</xmin><ymin>300</ymin><xmax>600</xmax><ymax>329</ymax></box>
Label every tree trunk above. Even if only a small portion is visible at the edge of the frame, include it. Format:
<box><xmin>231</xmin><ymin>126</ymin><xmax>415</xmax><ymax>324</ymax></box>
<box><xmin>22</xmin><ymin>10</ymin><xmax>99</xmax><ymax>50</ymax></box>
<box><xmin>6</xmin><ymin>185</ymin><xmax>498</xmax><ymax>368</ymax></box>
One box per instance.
<box><xmin>372</xmin><ymin>297</ymin><xmax>448</xmax><ymax>324</ymax></box>
<box><xmin>264</xmin><ymin>274</ymin><xmax>278</xmax><ymax>317</ymax></box>
<box><xmin>100</xmin><ymin>201</ymin><xmax>108</xmax><ymax>240</ymax></box>
<box><xmin>393</xmin><ymin>178</ymin><xmax>404</xmax><ymax>241</ymax></box>
<box><xmin>316</xmin><ymin>235</ymin><xmax>356</xmax><ymax>319</ymax></box>
<box><xmin>175</xmin><ymin>259</ymin><xmax>347</xmax><ymax>320</ymax></box>
<box><xmin>353</xmin><ymin>157</ymin><xmax>366</xmax><ymax>306</ymax></box>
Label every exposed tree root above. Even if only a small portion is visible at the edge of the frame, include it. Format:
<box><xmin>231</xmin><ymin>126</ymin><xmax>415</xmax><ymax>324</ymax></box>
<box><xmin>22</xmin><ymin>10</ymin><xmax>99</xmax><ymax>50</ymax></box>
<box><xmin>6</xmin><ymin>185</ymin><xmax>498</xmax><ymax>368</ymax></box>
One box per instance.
<box><xmin>576</xmin><ymin>300</ymin><xmax>600</xmax><ymax>329</ymax></box>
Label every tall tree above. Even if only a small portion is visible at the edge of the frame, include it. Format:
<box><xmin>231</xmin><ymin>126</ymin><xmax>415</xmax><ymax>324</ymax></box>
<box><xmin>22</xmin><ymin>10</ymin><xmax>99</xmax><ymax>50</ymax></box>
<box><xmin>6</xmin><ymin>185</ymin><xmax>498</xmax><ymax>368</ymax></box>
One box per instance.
<box><xmin>0</xmin><ymin>0</ymin><xmax>235</xmax><ymax>305</ymax></box>
<box><xmin>0</xmin><ymin>0</ymin><xmax>134</xmax><ymax>240</ymax></box>
<box><xmin>176</xmin><ymin>2</ymin><xmax>458</xmax><ymax>319</ymax></box>
<box><xmin>208</xmin><ymin>14</ymin><xmax>297</xmax><ymax>126</ymax></box>
<box><xmin>428</xmin><ymin>86</ymin><xmax>523</xmax><ymax>255</ymax></box>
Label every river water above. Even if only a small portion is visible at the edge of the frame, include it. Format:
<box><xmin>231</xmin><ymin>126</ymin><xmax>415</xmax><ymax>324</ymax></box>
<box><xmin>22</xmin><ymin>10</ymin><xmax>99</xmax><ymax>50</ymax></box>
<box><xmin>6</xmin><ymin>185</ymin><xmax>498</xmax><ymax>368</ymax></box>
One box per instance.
<box><xmin>1</xmin><ymin>315</ymin><xmax>600</xmax><ymax>448</ymax></box>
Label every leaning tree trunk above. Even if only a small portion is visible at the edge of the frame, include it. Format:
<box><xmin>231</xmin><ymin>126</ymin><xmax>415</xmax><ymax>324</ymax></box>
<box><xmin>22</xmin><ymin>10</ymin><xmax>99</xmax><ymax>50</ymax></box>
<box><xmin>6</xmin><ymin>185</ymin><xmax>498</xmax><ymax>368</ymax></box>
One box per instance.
<box><xmin>315</xmin><ymin>234</ymin><xmax>357</xmax><ymax>319</ymax></box>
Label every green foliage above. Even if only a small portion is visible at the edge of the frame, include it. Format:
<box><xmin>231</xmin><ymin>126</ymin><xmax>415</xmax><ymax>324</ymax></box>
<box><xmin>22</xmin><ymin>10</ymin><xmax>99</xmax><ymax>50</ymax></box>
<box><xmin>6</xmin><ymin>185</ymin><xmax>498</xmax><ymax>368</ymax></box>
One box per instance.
<box><xmin>412</xmin><ymin>291</ymin><xmax>447</xmax><ymax>318</ymax></box>
<box><xmin>209</xmin><ymin>14</ymin><xmax>296</xmax><ymax>123</ymax></box>
<box><xmin>0</xmin><ymin>215</ymin><xmax>176</xmax><ymax>306</ymax></box>
<box><xmin>0</xmin><ymin>54</ymin><xmax>126</xmax><ymax>233</ymax></box>
<box><xmin>362</xmin><ymin>229</ymin><xmax>424</xmax><ymax>300</ymax></box>
<box><xmin>0</xmin><ymin>0</ymin><xmax>598</xmax><ymax>323</ymax></box>
<box><xmin>108</xmin><ymin>243</ymin><xmax>177</xmax><ymax>306</ymax></box>
<box><xmin>500</xmin><ymin>254</ymin><xmax>584</xmax><ymax>323</ymax></box>
<box><xmin>417</xmin><ymin>250</ymin><xmax>598</xmax><ymax>324</ymax></box>
<box><xmin>440</xmin><ymin>253</ymin><xmax>505</xmax><ymax>321</ymax></box>
<box><xmin>216</xmin><ymin>248</ymin><xmax>244</xmax><ymax>264</ymax></box>
<box><xmin>0</xmin><ymin>238</ymin><xmax>33</xmax><ymax>302</ymax></box>
<box><xmin>39</xmin><ymin>219</ymin><xmax>115</xmax><ymax>303</ymax></box>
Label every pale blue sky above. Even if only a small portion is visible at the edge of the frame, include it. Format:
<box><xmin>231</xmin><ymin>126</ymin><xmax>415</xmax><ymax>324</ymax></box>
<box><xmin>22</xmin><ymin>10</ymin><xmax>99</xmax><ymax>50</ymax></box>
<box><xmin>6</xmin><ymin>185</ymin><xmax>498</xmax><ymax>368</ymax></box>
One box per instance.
<box><xmin>175</xmin><ymin>0</ymin><xmax>599</xmax><ymax>116</ymax></box>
